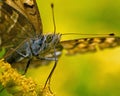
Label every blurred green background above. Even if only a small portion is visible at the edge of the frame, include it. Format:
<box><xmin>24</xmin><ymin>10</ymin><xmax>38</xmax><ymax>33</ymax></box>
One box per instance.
<box><xmin>32</xmin><ymin>0</ymin><xmax>120</xmax><ymax>96</ymax></box>
<box><xmin>1</xmin><ymin>0</ymin><xmax>120</xmax><ymax>96</ymax></box>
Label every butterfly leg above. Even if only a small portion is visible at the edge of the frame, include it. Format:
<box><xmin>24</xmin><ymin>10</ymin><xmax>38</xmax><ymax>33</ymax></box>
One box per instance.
<box><xmin>23</xmin><ymin>58</ymin><xmax>32</xmax><ymax>75</ymax></box>
<box><xmin>37</xmin><ymin>55</ymin><xmax>58</xmax><ymax>94</ymax></box>
<box><xmin>11</xmin><ymin>47</ymin><xmax>32</xmax><ymax>74</ymax></box>
<box><xmin>39</xmin><ymin>57</ymin><xmax>58</xmax><ymax>61</ymax></box>
<box><xmin>44</xmin><ymin>58</ymin><xmax>58</xmax><ymax>94</ymax></box>
<box><xmin>15</xmin><ymin>49</ymin><xmax>29</xmax><ymax>57</ymax></box>
<box><xmin>40</xmin><ymin>51</ymin><xmax>58</xmax><ymax>94</ymax></box>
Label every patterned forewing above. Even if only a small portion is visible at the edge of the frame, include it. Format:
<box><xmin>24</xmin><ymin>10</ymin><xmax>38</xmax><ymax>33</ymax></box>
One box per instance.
<box><xmin>5</xmin><ymin>0</ymin><xmax>43</xmax><ymax>35</ymax></box>
<box><xmin>23</xmin><ymin>0</ymin><xmax>43</xmax><ymax>34</ymax></box>
<box><xmin>61</xmin><ymin>36</ymin><xmax>120</xmax><ymax>55</ymax></box>
<box><xmin>0</xmin><ymin>1</ymin><xmax>35</xmax><ymax>50</ymax></box>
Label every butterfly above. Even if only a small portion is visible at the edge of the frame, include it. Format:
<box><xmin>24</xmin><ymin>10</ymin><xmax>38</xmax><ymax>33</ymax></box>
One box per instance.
<box><xmin>0</xmin><ymin>0</ymin><xmax>120</xmax><ymax>94</ymax></box>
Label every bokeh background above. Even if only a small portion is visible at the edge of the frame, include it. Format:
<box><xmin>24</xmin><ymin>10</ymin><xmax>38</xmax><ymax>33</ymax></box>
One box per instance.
<box><xmin>28</xmin><ymin>0</ymin><xmax>120</xmax><ymax>96</ymax></box>
<box><xmin>1</xmin><ymin>0</ymin><xmax>120</xmax><ymax>96</ymax></box>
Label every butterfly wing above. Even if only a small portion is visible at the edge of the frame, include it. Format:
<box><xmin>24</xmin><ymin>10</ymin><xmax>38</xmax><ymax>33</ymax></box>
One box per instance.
<box><xmin>0</xmin><ymin>1</ymin><xmax>33</xmax><ymax>50</ymax></box>
<box><xmin>5</xmin><ymin>0</ymin><xmax>43</xmax><ymax>35</ymax></box>
<box><xmin>61</xmin><ymin>36</ymin><xmax>120</xmax><ymax>55</ymax></box>
<box><xmin>0</xmin><ymin>0</ymin><xmax>42</xmax><ymax>55</ymax></box>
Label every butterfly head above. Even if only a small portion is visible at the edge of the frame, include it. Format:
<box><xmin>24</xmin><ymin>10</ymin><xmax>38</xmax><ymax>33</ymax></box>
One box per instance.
<box><xmin>45</xmin><ymin>33</ymin><xmax>62</xmax><ymax>45</ymax></box>
<box><xmin>30</xmin><ymin>33</ymin><xmax>62</xmax><ymax>56</ymax></box>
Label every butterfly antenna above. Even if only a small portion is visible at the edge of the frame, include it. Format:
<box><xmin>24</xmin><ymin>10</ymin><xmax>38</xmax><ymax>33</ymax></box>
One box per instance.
<box><xmin>62</xmin><ymin>33</ymin><xmax>115</xmax><ymax>36</ymax></box>
<box><xmin>51</xmin><ymin>3</ymin><xmax>56</xmax><ymax>34</ymax></box>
